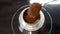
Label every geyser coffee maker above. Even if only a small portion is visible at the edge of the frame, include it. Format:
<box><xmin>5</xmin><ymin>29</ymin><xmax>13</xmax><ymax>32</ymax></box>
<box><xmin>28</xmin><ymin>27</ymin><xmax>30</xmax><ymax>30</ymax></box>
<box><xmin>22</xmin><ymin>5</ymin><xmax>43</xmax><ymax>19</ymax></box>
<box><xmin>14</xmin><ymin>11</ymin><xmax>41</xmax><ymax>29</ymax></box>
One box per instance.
<box><xmin>11</xmin><ymin>0</ymin><xmax>60</xmax><ymax>34</ymax></box>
